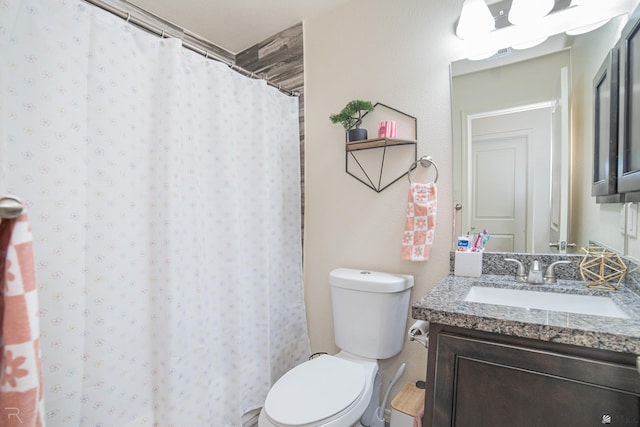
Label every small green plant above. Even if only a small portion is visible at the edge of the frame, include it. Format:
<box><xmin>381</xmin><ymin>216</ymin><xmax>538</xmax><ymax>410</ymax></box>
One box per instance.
<box><xmin>329</xmin><ymin>100</ymin><xmax>374</xmax><ymax>131</ymax></box>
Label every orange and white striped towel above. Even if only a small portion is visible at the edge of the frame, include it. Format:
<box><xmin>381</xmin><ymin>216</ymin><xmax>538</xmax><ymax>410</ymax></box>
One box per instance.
<box><xmin>402</xmin><ymin>182</ymin><xmax>437</xmax><ymax>262</ymax></box>
<box><xmin>0</xmin><ymin>212</ymin><xmax>44</xmax><ymax>427</ymax></box>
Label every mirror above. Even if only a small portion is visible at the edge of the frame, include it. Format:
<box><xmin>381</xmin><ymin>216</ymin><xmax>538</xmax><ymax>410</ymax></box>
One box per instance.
<box><xmin>450</xmin><ymin>19</ymin><xmax>627</xmax><ymax>254</ymax></box>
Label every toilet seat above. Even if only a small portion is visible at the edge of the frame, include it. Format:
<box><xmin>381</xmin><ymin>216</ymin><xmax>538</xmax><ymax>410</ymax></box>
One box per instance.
<box><xmin>263</xmin><ymin>355</ymin><xmax>366</xmax><ymax>426</ymax></box>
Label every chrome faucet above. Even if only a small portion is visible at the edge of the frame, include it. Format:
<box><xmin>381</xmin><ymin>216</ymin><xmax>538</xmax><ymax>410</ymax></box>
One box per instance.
<box><xmin>504</xmin><ymin>258</ymin><xmax>543</xmax><ymax>284</ymax></box>
<box><xmin>505</xmin><ymin>258</ymin><xmax>572</xmax><ymax>284</ymax></box>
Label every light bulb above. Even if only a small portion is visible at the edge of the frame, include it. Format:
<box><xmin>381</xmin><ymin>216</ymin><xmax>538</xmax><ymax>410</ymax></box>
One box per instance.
<box><xmin>512</xmin><ymin>36</ymin><xmax>548</xmax><ymax>50</ymax></box>
<box><xmin>456</xmin><ymin>0</ymin><xmax>495</xmax><ymax>40</ymax></box>
<box><xmin>566</xmin><ymin>19</ymin><xmax>610</xmax><ymax>35</ymax></box>
<box><xmin>508</xmin><ymin>0</ymin><xmax>555</xmax><ymax>25</ymax></box>
<box><xmin>467</xmin><ymin>50</ymin><xmax>499</xmax><ymax>61</ymax></box>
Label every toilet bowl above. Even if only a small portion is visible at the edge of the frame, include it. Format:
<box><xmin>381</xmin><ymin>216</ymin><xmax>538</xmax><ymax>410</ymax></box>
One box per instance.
<box><xmin>258</xmin><ymin>352</ymin><xmax>378</xmax><ymax>427</ymax></box>
<box><xmin>258</xmin><ymin>268</ymin><xmax>414</xmax><ymax>427</ymax></box>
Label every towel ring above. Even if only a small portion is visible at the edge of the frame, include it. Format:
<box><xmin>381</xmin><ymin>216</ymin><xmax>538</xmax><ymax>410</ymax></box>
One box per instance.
<box><xmin>407</xmin><ymin>155</ymin><xmax>439</xmax><ymax>184</ymax></box>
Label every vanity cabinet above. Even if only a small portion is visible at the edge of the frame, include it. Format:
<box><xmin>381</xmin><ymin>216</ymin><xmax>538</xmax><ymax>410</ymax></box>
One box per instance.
<box><xmin>423</xmin><ymin>324</ymin><xmax>640</xmax><ymax>427</ymax></box>
<box><xmin>618</xmin><ymin>7</ymin><xmax>640</xmax><ymax>198</ymax></box>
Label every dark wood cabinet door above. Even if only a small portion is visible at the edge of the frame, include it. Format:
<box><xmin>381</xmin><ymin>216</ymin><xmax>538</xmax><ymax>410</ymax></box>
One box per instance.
<box><xmin>618</xmin><ymin>7</ymin><xmax>640</xmax><ymax>195</ymax></box>
<box><xmin>593</xmin><ymin>47</ymin><xmax>619</xmax><ymax>198</ymax></box>
<box><xmin>426</xmin><ymin>331</ymin><xmax>640</xmax><ymax>427</ymax></box>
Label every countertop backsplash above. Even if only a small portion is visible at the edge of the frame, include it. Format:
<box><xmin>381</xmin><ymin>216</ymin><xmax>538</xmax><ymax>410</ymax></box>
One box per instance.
<box><xmin>623</xmin><ymin>257</ymin><xmax>640</xmax><ymax>295</ymax></box>
<box><xmin>449</xmin><ymin>251</ymin><xmax>640</xmax><ymax>296</ymax></box>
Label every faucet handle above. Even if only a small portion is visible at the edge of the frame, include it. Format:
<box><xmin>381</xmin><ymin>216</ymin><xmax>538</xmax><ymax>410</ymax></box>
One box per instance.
<box><xmin>504</xmin><ymin>258</ymin><xmax>526</xmax><ymax>282</ymax></box>
<box><xmin>544</xmin><ymin>260</ymin><xmax>572</xmax><ymax>284</ymax></box>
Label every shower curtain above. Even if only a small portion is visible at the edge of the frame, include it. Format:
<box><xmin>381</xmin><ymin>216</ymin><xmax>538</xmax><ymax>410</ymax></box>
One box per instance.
<box><xmin>0</xmin><ymin>0</ymin><xmax>310</xmax><ymax>425</ymax></box>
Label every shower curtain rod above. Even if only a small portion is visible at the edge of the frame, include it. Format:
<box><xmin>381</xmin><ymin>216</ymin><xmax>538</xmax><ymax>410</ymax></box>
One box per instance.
<box><xmin>82</xmin><ymin>0</ymin><xmax>299</xmax><ymax>96</ymax></box>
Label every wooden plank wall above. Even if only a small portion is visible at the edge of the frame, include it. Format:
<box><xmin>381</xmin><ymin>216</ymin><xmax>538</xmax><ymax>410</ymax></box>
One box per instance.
<box><xmin>236</xmin><ymin>23</ymin><xmax>303</xmax><ymax>93</ymax></box>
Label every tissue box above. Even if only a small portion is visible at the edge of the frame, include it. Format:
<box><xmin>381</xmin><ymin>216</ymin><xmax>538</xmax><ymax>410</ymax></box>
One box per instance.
<box><xmin>454</xmin><ymin>251</ymin><xmax>483</xmax><ymax>277</ymax></box>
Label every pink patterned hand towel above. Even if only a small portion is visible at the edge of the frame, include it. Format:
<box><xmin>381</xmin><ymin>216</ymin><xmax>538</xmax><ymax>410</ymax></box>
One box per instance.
<box><xmin>402</xmin><ymin>182</ymin><xmax>437</xmax><ymax>261</ymax></box>
<box><xmin>0</xmin><ymin>212</ymin><xmax>45</xmax><ymax>427</ymax></box>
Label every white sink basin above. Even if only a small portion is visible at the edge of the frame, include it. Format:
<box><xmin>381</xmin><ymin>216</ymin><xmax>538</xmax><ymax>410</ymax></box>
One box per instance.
<box><xmin>464</xmin><ymin>286</ymin><xmax>630</xmax><ymax>319</ymax></box>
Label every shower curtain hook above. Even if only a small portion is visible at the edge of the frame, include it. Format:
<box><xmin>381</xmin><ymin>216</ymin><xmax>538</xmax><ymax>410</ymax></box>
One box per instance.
<box><xmin>126</xmin><ymin>13</ymin><xmax>131</xmax><ymax>23</ymax></box>
<box><xmin>204</xmin><ymin>51</ymin><xmax>209</xmax><ymax>59</ymax></box>
<box><xmin>160</xmin><ymin>30</ymin><xmax>165</xmax><ymax>38</ymax></box>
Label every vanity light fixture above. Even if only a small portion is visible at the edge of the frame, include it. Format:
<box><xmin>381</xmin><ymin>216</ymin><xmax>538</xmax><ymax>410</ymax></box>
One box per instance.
<box><xmin>512</xmin><ymin>36</ymin><xmax>549</xmax><ymax>50</ymax></box>
<box><xmin>456</xmin><ymin>0</ymin><xmax>633</xmax><ymax>59</ymax></box>
<box><xmin>565</xmin><ymin>19</ymin><xmax>610</xmax><ymax>35</ymax></box>
<box><xmin>508</xmin><ymin>0</ymin><xmax>555</xmax><ymax>25</ymax></box>
<box><xmin>467</xmin><ymin>49</ymin><xmax>500</xmax><ymax>60</ymax></box>
<box><xmin>455</xmin><ymin>0</ymin><xmax>495</xmax><ymax>40</ymax></box>
<box><xmin>565</xmin><ymin>0</ymin><xmax>611</xmax><ymax>35</ymax></box>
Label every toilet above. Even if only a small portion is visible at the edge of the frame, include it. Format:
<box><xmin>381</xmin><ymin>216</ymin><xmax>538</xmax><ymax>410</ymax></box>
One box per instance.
<box><xmin>258</xmin><ymin>268</ymin><xmax>414</xmax><ymax>427</ymax></box>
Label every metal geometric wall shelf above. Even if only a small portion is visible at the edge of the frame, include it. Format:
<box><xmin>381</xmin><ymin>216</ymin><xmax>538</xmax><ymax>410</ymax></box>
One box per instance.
<box><xmin>346</xmin><ymin>138</ymin><xmax>417</xmax><ymax>192</ymax></box>
<box><xmin>344</xmin><ymin>103</ymin><xmax>418</xmax><ymax>193</ymax></box>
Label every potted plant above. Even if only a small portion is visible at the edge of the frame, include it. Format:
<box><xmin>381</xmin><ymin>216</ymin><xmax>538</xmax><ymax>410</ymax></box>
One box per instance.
<box><xmin>330</xmin><ymin>100</ymin><xmax>374</xmax><ymax>142</ymax></box>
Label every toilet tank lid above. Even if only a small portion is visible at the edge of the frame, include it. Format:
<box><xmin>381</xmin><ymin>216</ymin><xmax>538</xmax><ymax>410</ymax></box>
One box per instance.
<box><xmin>329</xmin><ymin>268</ymin><xmax>414</xmax><ymax>293</ymax></box>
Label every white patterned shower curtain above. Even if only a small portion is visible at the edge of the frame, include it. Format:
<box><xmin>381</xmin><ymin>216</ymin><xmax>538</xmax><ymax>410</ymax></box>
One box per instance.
<box><xmin>0</xmin><ymin>0</ymin><xmax>310</xmax><ymax>425</ymax></box>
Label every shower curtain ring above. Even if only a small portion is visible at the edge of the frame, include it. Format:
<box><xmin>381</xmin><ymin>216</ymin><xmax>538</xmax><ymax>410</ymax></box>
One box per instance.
<box><xmin>126</xmin><ymin>13</ymin><xmax>131</xmax><ymax>22</ymax></box>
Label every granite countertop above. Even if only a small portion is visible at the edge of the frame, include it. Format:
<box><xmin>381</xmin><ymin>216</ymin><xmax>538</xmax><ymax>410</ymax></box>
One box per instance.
<box><xmin>411</xmin><ymin>274</ymin><xmax>640</xmax><ymax>355</ymax></box>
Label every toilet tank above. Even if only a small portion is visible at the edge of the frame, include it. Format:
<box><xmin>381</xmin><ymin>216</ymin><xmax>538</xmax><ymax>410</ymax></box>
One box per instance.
<box><xmin>329</xmin><ymin>268</ymin><xmax>414</xmax><ymax>360</ymax></box>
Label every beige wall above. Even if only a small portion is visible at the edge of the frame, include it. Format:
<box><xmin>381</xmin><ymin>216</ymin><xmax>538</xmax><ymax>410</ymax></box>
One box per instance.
<box><xmin>303</xmin><ymin>0</ymin><xmax>463</xmax><ymax>406</ymax></box>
